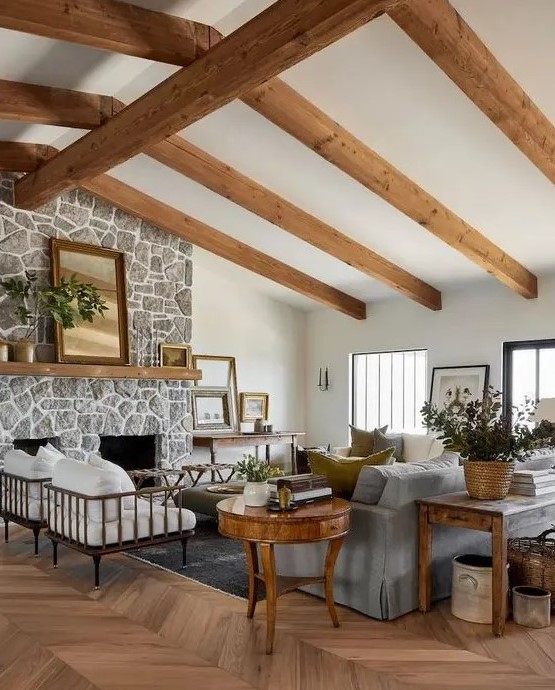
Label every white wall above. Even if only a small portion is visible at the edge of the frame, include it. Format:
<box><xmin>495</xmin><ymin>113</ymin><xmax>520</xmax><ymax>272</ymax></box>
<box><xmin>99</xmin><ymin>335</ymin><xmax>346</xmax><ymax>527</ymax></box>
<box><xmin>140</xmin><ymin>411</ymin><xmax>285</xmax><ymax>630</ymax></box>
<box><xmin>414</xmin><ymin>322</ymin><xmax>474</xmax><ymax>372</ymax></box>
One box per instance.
<box><xmin>305</xmin><ymin>275</ymin><xmax>555</xmax><ymax>449</ymax></box>
<box><xmin>191</xmin><ymin>250</ymin><xmax>307</xmax><ymax>468</ymax></box>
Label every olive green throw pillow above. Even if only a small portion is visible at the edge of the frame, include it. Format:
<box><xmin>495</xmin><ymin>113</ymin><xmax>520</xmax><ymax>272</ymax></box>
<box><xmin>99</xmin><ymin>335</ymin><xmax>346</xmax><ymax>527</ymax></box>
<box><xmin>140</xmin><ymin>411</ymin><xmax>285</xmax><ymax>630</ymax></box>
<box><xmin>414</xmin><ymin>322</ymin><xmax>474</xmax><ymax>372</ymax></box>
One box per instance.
<box><xmin>308</xmin><ymin>447</ymin><xmax>395</xmax><ymax>499</ymax></box>
<box><xmin>349</xmin><ymin>424</ymin><xmax>387</xmax><ymax>457</ymax></box>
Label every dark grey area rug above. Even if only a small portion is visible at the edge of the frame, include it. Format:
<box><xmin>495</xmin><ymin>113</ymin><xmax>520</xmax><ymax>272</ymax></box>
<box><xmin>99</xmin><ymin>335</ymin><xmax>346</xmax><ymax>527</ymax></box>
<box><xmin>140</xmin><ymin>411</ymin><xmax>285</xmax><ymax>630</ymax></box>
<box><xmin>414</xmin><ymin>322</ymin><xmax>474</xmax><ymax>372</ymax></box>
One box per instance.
<box><xmin>128</xmin><ymin>513</ymin><xmax>259</xmax><ymax>600</ymax></box>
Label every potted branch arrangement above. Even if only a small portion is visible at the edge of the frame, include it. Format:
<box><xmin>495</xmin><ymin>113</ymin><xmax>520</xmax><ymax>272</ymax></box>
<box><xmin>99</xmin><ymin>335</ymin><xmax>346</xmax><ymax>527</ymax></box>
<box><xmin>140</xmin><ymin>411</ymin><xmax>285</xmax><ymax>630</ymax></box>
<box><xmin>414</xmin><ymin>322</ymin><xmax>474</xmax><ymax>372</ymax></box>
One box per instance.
<box><xmin>422</xmin><ymin>388</ymin><xmax>555</xmax><ymax>500</ymax></box>
<box><xmin>0</xmin><ymin>270</ymin><xmax>107</xmax><ymax>363</ymax></box>
<box><xmin>235</xmin><ymin>453</ymin><xmax>283</xmax><ymax>507</ymax></box>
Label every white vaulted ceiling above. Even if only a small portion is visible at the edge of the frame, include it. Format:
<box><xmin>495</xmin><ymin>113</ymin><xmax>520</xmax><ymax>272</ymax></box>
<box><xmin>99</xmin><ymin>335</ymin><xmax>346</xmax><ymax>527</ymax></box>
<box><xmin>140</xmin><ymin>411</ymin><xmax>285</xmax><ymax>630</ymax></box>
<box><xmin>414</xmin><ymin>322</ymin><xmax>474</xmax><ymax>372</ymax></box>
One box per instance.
<box><xmin>1</xmin><ymin>0</ymin><xmax>555</xmax><ymax>310</ymax></box>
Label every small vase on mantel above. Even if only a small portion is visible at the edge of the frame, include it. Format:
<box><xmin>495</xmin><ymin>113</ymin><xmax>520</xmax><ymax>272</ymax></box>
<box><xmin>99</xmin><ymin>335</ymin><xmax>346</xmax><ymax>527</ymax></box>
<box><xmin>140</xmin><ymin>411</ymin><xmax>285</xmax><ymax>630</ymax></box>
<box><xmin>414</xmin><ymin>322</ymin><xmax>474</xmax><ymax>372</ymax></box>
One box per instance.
<box><xmin>14</xmin><ymin>339</ymin><xmax>35</xmax><ymax>363</ymax></box>
<box><xmin>243</xmin><ymin>481</ymin><xmax>271</xmax><ymax>507</ymax></box>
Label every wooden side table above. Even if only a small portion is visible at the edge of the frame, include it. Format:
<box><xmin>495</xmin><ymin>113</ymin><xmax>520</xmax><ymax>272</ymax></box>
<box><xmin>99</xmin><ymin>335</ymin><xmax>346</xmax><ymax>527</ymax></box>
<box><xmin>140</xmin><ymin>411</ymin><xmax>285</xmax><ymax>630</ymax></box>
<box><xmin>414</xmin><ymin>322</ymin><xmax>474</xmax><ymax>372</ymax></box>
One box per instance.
<box><xmin>217</xmin><ymin>497</ymin><xmax>351</xmax><ymax>654</ymax></box>
<box><xmin>418</xmin><ymin>491</ymin><xmax>555</xmax><ymax>637</ymax></box>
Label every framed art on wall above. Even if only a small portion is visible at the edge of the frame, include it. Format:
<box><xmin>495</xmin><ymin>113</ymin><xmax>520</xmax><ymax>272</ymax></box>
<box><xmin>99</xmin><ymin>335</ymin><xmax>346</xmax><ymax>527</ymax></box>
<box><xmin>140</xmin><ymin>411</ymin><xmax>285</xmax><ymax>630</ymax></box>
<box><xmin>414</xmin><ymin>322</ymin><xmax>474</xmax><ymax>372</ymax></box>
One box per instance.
<box><xmin>159</xmin><ymin>343</ymin><xmax>192</xmax><ymax>368</ymax></box>
<box><xmin>192</xmin><ymin>354</ymin><xmax>239</xmax><ymax>431</ymax></box>
<box><xmin>430</xmin><ymin>365</ymin><xmax>490</xmax><ymax>411</ymax></box>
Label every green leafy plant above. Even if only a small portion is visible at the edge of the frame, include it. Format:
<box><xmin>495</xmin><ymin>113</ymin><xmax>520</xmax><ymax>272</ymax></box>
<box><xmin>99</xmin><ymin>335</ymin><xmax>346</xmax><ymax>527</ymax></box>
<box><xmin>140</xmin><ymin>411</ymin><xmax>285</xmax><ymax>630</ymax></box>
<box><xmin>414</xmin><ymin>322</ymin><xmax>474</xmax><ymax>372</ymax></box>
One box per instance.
<box><xmin>421</xmin><ymin>387</ymin><xmax>555</xmax><ymax>462</ymax></box>
<box><xmin>0</xmin><ymin>270</ymin><xmax>108</xmax><ymax>340</ymax></box>
<box><xmin>234</xmin><ymin>454</ymin><xmax>284</xmax><ymax>482</ymax></box>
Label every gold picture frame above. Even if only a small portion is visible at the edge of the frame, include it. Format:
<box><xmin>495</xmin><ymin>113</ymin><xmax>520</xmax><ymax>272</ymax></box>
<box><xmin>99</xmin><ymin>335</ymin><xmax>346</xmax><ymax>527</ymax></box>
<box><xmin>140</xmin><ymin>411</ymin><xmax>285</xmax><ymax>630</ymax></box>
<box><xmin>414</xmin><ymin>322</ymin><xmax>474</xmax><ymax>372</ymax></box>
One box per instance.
<box><xmin>191</xmin><ymin>388</ymin><xmax>232</xmax><ymax>431</ymax></box>
<box><xmin>240</xmin><ymin>392</ymin><xmax>269</xmax><ymax>422</ymax></box>
<box><xmin>50</xmin><ymin>238</ymin><xmax>129</xmax><ymax>365</ymax></box>
<box><xmin>192</xmin><ymin>354</ymin><xmax>239</xmax><ymax>430</ymax></box>
<box><xmin>160</xmin><ymin>343</ymin><xmax>192</xmax><ymax>368</ymax></box>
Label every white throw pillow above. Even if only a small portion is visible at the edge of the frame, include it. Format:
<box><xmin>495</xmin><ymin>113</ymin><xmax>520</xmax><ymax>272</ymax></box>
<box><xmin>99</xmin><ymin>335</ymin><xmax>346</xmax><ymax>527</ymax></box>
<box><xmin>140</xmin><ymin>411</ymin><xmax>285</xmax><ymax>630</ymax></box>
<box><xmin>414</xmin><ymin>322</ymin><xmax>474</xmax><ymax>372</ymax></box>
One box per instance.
<box><xmin>88</xmin><ymin>454</ymin><xmax>136</xmax><ymax>508</ymax></box>
<box><xmin>402</xmin><ymin>433</ymin><xmax>435</xmax><ymax>463</ymax></box>
<box><xmin>4</xmin><ymin>448</ymin><xmax>57</xmax><ymax>479</ymax></box>
<box><xmin>43</xmin><ymin>443</ymin><xmax>66</xmax><ymax>460</ymax></box>
<box><xmin>52</xmin><ymin>457</ymin><xmax>122</xmax><ymax>523</ymax></box>
<box><xmin>428</xmin><ymin>437</ymin><xmax>445</xmax><ymax>460</ymax></box>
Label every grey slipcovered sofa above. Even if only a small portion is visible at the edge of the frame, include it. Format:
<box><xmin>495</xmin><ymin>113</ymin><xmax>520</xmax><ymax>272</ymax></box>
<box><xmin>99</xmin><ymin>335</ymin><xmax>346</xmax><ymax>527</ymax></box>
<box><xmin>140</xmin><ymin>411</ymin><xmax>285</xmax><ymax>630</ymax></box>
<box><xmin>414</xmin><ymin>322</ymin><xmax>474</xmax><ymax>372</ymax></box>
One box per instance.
<box><xmin>274</xmin><ymin>451</ymin><xmax>555</xmax><ymax>620</ymax></box>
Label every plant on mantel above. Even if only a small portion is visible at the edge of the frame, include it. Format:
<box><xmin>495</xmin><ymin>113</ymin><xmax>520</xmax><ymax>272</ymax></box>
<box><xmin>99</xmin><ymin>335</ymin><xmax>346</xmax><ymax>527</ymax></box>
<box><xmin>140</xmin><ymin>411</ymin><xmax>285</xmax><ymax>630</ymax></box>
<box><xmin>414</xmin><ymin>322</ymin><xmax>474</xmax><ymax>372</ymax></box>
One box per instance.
<box><xmin>421</xmin><ymin>387</ymin><xmax>555</xmax><ymax>500</ymax></box>
<box><xmin>0</xmin><ymin>270</ymin><xmax>107</xmax><ymax>363</ymax></box>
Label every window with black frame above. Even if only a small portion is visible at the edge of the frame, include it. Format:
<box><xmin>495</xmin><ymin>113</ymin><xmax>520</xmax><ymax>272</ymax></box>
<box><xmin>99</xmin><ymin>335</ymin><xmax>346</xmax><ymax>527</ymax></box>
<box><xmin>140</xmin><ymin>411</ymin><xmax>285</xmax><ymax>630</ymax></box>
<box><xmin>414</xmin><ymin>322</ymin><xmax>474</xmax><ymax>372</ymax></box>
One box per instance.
<box><xmin>351</xmin><ymin>349</ymin><xmax>427</xmax><ymax>432</ymax></box>
<box><xmin>503</xmin><ymin>339</ymin><xmax>555</xmax><ymax>418</ymax></box>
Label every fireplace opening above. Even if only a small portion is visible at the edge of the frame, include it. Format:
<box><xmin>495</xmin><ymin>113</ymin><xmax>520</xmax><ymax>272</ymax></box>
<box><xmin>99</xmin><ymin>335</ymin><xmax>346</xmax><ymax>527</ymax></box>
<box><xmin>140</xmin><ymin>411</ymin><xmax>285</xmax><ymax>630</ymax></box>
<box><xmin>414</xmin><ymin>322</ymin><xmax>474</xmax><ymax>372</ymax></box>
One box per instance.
<box><xmin>13</xmin><ymin>438</ymin><xmax>54</xmax><ymax>456</ymax></box>
<box><xmin>99</xmin><ymin>435</ymin><xmax>155</xmax><ymax>472</ymax></box>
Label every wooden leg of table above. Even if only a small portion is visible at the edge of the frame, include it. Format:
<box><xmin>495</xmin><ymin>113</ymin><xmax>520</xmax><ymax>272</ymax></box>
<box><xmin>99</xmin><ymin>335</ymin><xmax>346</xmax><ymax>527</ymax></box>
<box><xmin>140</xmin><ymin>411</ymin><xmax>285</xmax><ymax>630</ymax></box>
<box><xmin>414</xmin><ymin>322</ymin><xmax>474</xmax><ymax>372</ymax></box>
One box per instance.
<box><xmin>259</xmin><ymin>543</ymin><xmax>277</xmax><ymax>655</ymax></box>
<box><xmin>243</xmin><ymin>541</ymin><xmax>259</xmax><ymax>619</ymax></box>
<box><xmin>492</xmin><ymin>515</ymin><xmax>508</xmax><ymax>637</ymax></box>
<box><xmin>265</xmin><ymin>445</ymin><xmax>270</xmax><ymax>465</ymax></box>
<box><xmin>324</xmin><ymin>537</ymin><xmax>344</xmax><ymax>627</ymax></box>
<box><xmin>418</xmin><ymin>504</ymin><xmax>432</xmax><ymax>613</ymax></box>
<box><xmin>210</xmin><ymin>446</ymin><xmax>216</xmax><ymax>483</ymax></box>
<box><xmin>291</xmin><ymin>438</ymin><xmax>298</xmax><ymax>474</ymax></box>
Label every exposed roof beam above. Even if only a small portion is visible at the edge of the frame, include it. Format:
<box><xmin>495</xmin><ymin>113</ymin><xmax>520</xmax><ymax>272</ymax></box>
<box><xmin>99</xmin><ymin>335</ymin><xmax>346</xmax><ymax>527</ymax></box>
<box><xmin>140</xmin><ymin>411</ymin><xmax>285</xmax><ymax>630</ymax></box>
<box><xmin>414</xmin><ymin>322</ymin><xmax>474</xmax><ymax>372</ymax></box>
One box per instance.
<box><xmin>82</xmin><ymin>175</ymin><xmax>367</xmax><ymax>320</ymax></box>
<box><xmin>13</xmin><ymin>0</ymin><xmax>402</xmax><ymax>209</ymax></box>
<box><xmin>0</xmin><ymin>79</ymin><xmax>120</xmax><ymax>128</ymax></box>
<box><xmin>148</xmin><ymin>136</ymin><xmax>441</xmax><ymax>311</ymax></box>
<box><xmin>0</xmin><ymin>78</ymin><xmax>440</xmax><ymax>309</ymax></box>
<box><xmin>389</xmin><ymin>0</ymin><xmax>555</xmax><ymax>187</ymax></box>
<box><xmin>0</xmin><ymin>141</ymin><xmax>56</xmax><ymax>172</ymax></box>
<box><xmin>242</xmin><ymin>79</ymin><xmax>538</xmax><ymax>299</ymax></box>
<box><xmin>0</xmin><ymin>0</ymin><xmax>216</xmax><ymax>65</ymax></box>
<box><xmin>0</xmin><ymin>141</ymin><xmax>366</xmax><ymax>320</ymax></box>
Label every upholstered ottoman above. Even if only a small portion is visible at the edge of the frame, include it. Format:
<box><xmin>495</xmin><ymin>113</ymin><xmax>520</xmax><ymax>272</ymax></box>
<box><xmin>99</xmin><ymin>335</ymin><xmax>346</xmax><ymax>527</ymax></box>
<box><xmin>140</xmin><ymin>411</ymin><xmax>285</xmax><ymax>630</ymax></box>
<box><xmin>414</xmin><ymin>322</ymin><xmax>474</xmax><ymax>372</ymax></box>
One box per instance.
<box><xmin>177</xmin><ymin>484</ymin><xmax>244</xmax><ymax>517</ymax></box>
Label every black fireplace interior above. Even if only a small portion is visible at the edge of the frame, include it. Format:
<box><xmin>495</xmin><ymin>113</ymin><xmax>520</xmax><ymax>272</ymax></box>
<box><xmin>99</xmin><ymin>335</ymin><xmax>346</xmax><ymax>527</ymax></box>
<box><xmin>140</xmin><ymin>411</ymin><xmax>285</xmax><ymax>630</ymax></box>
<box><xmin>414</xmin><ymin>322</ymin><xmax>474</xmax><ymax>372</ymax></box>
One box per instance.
<box><xmin>99</xmin><ymin>435</ymin><xmax>155</xmax><ymax>472</ymax></box>
<box><xmin>13</xmin><ymin>438</ymin><xmax>52</xmax><ymax>456</ymax></box>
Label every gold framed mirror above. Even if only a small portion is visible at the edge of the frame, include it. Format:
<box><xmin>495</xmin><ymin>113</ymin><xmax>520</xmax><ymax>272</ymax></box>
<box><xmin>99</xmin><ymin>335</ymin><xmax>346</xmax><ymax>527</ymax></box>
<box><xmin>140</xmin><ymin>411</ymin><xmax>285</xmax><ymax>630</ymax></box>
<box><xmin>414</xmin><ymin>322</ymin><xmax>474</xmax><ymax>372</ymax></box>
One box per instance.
<box><xmin>50</xmin><ymin>239</ymin><xmax>130</xmax><ymax>364</ymax></box>
<box><xmin>191</xmin><ymin>388</ymin><xmax>232</xmax><ymax>431</ymax></box>
<box><xmin>192</xmin><ymin>355</ymin><xmax>239</xmax><ymax>430</ymax></box>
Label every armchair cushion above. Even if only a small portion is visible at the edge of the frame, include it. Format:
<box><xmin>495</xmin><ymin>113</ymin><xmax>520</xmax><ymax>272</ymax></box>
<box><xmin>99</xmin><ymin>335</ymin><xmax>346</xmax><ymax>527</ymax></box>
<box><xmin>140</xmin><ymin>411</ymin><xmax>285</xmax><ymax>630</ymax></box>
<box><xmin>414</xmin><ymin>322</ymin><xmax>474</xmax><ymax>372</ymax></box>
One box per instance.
<box><xmin>4</xmin><ymin>448</ymin><xmax>58</xmax><ymax>480</ymax></box>
<box><xmin>88</xmin><ymin>454</ymin><xmax>136</xmax><ymax>509</ymax></box>
<box><xmin>309</xmin><ymin>447</ymin><xmax>395</xmax><ymax>499</ymax></box>
<box><xmin>52</xmin><ymin>457</ymin><xmax>122</xmax><ymax>523</ymax></box>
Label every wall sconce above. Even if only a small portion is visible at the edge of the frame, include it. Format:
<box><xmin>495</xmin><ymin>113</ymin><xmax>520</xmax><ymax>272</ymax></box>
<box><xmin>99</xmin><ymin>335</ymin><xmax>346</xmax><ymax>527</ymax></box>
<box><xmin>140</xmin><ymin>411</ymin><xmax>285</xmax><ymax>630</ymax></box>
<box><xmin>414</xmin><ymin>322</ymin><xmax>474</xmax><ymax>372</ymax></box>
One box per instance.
<box><xmin>317</xmin><ymin>366</ymin><xmax>330</xmax><ymax>392</ymax></box>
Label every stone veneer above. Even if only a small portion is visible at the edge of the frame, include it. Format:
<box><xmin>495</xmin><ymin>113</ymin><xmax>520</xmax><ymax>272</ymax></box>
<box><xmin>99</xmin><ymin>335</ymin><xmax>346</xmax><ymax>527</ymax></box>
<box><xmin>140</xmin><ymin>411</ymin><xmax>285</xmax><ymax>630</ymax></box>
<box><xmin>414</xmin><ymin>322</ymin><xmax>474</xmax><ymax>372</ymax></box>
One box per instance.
<box><xmin>0</xmin><ymin>174</ymin><xmax>194</xmax><ymax>467</ymax></box>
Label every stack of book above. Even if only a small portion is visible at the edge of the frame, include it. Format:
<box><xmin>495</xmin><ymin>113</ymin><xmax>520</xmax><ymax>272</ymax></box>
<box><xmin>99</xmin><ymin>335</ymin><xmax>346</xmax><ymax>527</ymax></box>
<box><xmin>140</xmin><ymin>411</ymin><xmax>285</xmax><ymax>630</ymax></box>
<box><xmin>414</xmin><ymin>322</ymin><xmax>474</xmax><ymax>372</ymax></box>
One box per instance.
<box><xmin>268</xmin><ymin>473</ymin><xmax>332</xmax><ymax>505</ymax></box>
<box><xmin>510</xmin><ymin>469</ymin><xmax>555</xmax><ymax>496</ymax></box>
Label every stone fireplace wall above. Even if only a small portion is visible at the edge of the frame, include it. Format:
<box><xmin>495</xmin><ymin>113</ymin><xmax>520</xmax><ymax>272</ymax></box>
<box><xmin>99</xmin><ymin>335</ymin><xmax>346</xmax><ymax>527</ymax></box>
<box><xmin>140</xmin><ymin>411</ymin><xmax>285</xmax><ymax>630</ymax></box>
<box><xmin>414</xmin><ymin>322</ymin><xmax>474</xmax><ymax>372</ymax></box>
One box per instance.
<box><xmin>0</xmin><ymin>173</ymin><xmax>193</xmax><ymax>468</ymax></box>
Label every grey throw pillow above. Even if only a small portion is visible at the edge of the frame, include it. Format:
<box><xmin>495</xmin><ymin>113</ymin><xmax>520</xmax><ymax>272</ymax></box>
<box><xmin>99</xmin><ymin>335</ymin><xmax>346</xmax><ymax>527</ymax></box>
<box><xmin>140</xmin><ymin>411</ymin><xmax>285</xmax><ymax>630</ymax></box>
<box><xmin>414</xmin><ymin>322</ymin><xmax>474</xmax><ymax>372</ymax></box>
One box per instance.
<box><xmin>374</xmin><ymin>428</ymin><xmax>403</xmax><ymax>461</ymax></box>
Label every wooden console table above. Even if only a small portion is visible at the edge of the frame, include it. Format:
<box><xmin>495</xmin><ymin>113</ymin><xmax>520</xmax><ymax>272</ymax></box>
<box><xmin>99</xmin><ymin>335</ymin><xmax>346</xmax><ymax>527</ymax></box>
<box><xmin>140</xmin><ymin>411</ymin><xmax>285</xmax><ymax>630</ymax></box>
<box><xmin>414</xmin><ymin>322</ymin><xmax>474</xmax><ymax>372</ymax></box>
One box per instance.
<box><xmin>217</xmin><ymin>497</ymin><xmax>351</xmax><ymax>654</ymax></box>
<box><xmin>418</xmin><ymin>491</ymin><xmax>555</xmax><ymax>637</ymax></box>
<box><xmin>193</xmin><ymin>431</ymin><xmax>304</xmax><ymax>478</ymax></box>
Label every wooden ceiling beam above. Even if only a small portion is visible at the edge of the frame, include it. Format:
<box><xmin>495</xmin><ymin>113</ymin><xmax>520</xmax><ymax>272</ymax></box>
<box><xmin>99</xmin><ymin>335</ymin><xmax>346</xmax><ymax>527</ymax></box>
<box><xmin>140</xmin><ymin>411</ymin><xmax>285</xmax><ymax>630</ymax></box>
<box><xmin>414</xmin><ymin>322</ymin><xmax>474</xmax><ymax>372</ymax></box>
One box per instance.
<box><xmin>389</xmin><ymin>0</ymin><xmax>555</xmax><ymax>187</ymax></box>
<box><xmin>0</xmin><ymin>141</ymin><xmax>366</xmax><ymax>320</ymax></box>
<box><xmin>0</xmin><ymin>0</ymin><xmax>216</xmax><ymax>66</ymax></box>
<box><xmin>0</xmin><ymin>79</ymin><xmax>120</xmax><ymax>128</ymax></box>
<box><xmin>148</xmin><ymin>136</ymin><xmax>442</xmax><ymax>311</ymax></box>
<box><xmin>13</xmin><ymin>0</ymin><xmax>403</xmax><ymax>210</ymax></box>
<box><xmin>0</xmin><ymin>80</ymin><xmax>439</xmax><ymax>310</ymax></box>
<box><xmin>81</xmin><ymin>175</ymin><xmax>367</xmax><ymax>320</ymax></box>
<box><xmin>0</xmin><ymin>141</ymin><xmax>56</xmax><ymax>172</ymax></box>
<box><xmin>242</xmin><ymin>79</ymin><xmax>537</xmax><ymax>299</ymax></box>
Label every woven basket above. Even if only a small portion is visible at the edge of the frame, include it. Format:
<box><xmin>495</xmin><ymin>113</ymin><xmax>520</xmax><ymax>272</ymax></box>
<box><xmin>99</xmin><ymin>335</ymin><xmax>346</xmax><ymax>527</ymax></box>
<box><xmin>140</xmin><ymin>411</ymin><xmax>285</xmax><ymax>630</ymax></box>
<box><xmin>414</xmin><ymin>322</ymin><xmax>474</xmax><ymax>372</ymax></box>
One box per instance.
<box><xmin>508</xmin><ymin>528</ymin><xmax>555</xmax><ymax>608</ymax></box>
<box><xmin>463</xmin><ymin>460</ymin><xmax>515</xmax><ymax>500</ymax></box>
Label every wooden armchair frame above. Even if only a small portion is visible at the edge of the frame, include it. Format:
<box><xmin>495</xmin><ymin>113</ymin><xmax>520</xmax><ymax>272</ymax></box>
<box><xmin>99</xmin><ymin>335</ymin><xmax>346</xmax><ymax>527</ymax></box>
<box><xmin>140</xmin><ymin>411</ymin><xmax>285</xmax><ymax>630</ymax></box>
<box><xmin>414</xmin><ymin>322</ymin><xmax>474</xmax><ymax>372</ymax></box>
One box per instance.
<box><xmin>45</xmin><ymin>483</ymin><xmax>194</xmax><ymax>588</ymax></box>
<box><xmin>1</xmin><ymin>470</ymin><xmax>51</xmax><ymax>556</ymax></box>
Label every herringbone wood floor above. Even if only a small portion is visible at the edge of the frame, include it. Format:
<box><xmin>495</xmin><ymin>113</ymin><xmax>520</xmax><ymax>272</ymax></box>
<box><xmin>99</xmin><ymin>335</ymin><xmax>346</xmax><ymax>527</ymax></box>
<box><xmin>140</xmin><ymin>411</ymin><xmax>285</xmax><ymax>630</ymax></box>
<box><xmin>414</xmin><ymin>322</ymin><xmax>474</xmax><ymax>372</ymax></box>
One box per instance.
<box><xmin>2</xmin><ymin>527</ymin><xmax>555</xmax><ymax>689</ymax></box>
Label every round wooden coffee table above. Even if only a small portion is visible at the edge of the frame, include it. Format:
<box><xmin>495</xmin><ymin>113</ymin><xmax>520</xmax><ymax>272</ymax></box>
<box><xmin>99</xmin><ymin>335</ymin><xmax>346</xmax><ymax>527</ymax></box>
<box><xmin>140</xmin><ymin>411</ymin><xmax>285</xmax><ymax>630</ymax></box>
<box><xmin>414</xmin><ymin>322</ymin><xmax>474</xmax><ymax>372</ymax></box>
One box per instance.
<box><xmin>217</xmin><ymin>497</ymin><xmax>351</xmax><ymax>654</ymax></box>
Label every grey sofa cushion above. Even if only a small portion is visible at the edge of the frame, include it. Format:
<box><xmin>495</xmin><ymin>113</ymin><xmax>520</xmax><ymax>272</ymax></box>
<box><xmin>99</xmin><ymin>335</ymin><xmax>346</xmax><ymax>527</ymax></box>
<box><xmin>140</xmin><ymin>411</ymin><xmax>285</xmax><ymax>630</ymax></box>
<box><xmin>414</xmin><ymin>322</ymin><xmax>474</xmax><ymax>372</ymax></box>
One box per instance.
<box><xmin>374</xmin><ymin>429</ymin><xmax>403</xmax><ymax>460</ymax></box>
<box><xmin>351</xmin><ymin>452</ymin><xmax>460</xmax><ymax>505</ymax></box>
<box><xmin>379</xmin><ymin>465</ymin><xmax>464</xmax><ymax>509</ymax></box>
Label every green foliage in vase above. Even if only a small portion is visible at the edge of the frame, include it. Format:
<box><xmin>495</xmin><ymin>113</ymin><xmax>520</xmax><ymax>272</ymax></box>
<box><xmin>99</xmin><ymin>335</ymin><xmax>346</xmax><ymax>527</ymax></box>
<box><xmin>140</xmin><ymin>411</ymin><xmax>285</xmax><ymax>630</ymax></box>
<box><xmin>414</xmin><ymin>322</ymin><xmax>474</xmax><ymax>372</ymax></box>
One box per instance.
<box><xmin>0</xmin><ymin>270</ymin><xmax>108</xmax><ymax>340</ymax></box>
<box><xmin>421</xmin><ymin>387</ymin><xmax>555</xmax><ymax>462</ymax></box>
<box><xmin>234</xmin><ymin>454</ymin><xmax>284</xmax><ymax>482</ymax></box>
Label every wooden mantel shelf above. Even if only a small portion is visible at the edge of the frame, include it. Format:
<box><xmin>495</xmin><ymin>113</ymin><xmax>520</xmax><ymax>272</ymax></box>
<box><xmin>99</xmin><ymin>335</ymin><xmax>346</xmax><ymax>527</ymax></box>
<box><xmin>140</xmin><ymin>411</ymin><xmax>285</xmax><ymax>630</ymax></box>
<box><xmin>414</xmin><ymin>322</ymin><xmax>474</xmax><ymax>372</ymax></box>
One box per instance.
<box><xmin>0</xmin><ymin>361</ymin><xmax>202</xmax><ymax>381</ymax></box>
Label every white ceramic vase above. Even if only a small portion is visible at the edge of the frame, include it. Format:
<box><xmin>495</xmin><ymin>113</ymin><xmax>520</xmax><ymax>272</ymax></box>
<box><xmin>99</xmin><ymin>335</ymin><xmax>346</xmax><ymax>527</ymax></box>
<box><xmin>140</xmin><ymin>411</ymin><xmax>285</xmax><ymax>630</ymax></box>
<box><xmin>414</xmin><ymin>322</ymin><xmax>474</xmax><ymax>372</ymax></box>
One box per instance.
<box><xmin>243</xmin><ymin>481</ymin><xmax>270</xmax><ymax>507</ymax></box>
